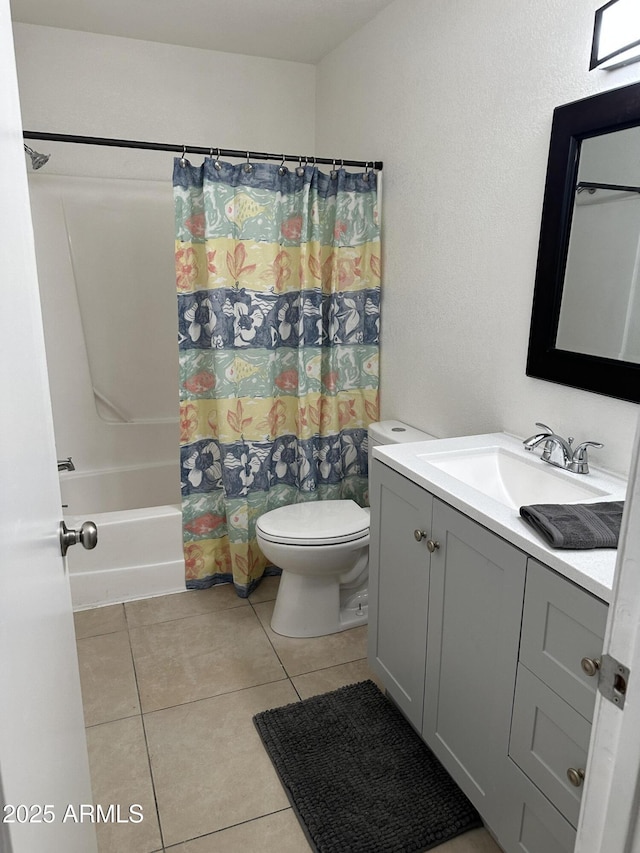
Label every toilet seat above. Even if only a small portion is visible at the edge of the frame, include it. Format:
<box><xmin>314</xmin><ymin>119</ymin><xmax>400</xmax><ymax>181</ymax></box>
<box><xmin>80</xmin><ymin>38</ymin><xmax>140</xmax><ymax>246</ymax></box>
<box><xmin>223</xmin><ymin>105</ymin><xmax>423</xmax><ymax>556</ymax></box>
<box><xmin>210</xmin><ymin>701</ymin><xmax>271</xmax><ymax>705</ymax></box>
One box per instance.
<box><xmin>256</xmin><ymin>500</ymin><xmax>370</xmax><ymax>546</ymax></box>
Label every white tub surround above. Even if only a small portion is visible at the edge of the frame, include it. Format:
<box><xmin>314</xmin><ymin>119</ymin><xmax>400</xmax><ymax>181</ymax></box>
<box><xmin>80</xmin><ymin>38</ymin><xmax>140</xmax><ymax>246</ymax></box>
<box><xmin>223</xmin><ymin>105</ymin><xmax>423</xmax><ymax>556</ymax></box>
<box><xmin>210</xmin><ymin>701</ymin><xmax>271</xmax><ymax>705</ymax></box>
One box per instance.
<box><xmin>67</xmin><ymin>506</ymin><xmax>184</xmax><ymax>609</ymax></box>
<box><xmin>28</xmin><ymin>170</ymin><xmax>187</xmax><ymax>610</ymax></box>
<box><xmin>373</xmin><ymin>432</ymin><xmax>627</xmax><ymax>602</ymax></box>
<box><xmin>61</xmin><ymin>464</ymin><xmax>184</xmax><ymax>609</ymax></box>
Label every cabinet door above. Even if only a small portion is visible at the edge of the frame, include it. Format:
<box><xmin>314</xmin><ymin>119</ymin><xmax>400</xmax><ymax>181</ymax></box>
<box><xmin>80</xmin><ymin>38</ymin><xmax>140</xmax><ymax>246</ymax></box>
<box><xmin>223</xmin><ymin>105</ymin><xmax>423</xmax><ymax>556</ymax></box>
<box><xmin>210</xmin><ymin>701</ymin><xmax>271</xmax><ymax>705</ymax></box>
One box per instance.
<box><xmin>368</xmin><ymin>461</ymin><xmax>433</xmax><ymax>730</ymax></box>
<box><xmin>520</xmin><ymin>559</ymin><xmax>608</xmax><ymax>722</ymax></box>
<box><xmin>501</xmin><ymin>758</ymin><xmax>577</xmax><ymax>853</ymax></box>
<box><xmin>509</xmin><ymin>664</ymin><xmax>591</xmax><ymax>828</ymax></box>
<box><xmin>423</xmin><ymin>499</ymin><xmax>527</xmax><ymax>829</ymax></box>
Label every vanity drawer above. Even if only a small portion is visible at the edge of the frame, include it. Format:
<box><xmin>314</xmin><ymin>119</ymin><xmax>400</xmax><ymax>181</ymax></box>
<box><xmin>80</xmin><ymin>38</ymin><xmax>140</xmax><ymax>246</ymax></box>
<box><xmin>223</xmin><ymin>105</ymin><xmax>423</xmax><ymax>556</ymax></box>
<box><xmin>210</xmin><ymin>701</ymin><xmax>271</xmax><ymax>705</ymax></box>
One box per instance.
<box><xmin>520</xmin><ymin>559</ymin><xmax>608</xmax><ymax>721</ymax></box>
<box><xmin>500</xmin><ymin>756</ymin><xmax>576</xmax><ymax>853</ymax></box>
<box><xmin>509</xmin><ymin>664</ymin><xmax>590</xmax><ymax>828</ymax></box>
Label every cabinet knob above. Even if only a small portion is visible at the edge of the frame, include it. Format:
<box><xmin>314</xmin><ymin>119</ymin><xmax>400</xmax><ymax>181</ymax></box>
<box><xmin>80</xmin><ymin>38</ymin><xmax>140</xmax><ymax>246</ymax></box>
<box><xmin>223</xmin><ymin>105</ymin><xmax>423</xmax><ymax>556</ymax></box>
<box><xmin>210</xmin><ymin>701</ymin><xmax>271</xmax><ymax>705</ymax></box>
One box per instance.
<box><xmin>567</xmin><ymin>767</ymin><xmax>585</xmax><ymax>787</ymax></box>
<box><xmin>426</xmin><ymin>539</ymin><xmax>440</xmax><ymax>553</ymax></box>
<box><xmin>581</xmin><ymin>657</ymin><xmax>601</xmax><ymax>677</ymax></box>
<box><xmin>414</xmin><ymin>529</ymin><xmax>427</xmax><ymax>542</ymax></box>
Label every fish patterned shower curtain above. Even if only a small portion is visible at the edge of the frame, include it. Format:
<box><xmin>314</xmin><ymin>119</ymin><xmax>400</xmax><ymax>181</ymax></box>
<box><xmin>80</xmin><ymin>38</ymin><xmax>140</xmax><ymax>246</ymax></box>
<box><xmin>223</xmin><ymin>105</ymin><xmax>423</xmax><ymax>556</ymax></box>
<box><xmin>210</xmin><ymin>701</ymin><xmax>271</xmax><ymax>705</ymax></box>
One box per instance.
<box><xmin>174</xmin><ymin>158</ymin><xmax>380</xmax><ymax>596</ymax></box>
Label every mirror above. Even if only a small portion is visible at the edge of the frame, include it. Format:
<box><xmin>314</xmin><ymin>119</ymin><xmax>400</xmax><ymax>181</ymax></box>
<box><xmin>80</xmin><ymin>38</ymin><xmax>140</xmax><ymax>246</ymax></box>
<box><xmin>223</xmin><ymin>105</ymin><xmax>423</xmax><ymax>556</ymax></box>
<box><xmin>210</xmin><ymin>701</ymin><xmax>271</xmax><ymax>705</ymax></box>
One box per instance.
<box><xmin>526</xmin><ymin>81</ymin><xmax>640</xmax><ymax>403</ymax></box>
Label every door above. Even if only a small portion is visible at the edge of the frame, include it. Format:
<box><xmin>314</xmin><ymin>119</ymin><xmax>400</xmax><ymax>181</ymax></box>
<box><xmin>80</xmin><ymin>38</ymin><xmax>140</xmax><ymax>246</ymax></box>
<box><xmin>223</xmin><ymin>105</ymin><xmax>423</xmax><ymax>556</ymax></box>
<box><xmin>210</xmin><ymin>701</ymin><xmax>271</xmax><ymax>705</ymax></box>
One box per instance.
<box><xmin>0</xmin><ymin>6</ymin><xmax>97</xmax><ymax>852</ymax></box>
<box><xmin>368</xmin><ymin>462</ymin><xmax>433</xmax><ymax>730</ymax></box>
<box><xmin>423</xmin><ymin>499</ymin><xmax>526</xmax><ymax>832</ymax></box>
<box><xmin>577</xmin><ymin>414</ymin><xmax>640</xmax><ymax>853</ymax></box>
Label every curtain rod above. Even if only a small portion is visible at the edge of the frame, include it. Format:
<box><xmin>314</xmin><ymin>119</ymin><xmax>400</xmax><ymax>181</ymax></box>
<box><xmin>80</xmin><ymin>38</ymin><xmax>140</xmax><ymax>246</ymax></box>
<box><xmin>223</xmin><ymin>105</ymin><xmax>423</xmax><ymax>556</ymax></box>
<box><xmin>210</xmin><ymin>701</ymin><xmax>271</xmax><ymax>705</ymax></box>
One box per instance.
<box><xmin>577</xmin><ymin>180</ymin><xmax>640</xmax><ymax>194</ymax></box>
<box><xmin>22</xmin><ymin>131</ymin><xmax>383</xmax><ymax>171</ymax></box>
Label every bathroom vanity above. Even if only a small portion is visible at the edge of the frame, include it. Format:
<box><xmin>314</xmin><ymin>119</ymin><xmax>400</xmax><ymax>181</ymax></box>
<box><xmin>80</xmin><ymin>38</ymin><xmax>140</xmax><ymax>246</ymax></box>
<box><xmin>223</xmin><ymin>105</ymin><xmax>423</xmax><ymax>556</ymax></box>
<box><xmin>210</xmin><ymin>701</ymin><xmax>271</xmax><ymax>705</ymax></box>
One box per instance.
<box><xmin>368</xmin><ymin>433</ymin><xmax>626</xmax><ymax>853</ymax></box>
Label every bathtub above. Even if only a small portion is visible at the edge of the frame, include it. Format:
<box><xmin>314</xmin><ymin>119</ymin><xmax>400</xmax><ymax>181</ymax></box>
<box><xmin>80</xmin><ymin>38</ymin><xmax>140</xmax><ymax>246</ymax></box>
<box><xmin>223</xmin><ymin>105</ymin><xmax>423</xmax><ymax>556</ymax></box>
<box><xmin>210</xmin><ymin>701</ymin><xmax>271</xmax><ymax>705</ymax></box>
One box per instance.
<box><xmin>61</xmin><ymin>462</ymin><xmax>186</xmax><ymax>609</ymax></box>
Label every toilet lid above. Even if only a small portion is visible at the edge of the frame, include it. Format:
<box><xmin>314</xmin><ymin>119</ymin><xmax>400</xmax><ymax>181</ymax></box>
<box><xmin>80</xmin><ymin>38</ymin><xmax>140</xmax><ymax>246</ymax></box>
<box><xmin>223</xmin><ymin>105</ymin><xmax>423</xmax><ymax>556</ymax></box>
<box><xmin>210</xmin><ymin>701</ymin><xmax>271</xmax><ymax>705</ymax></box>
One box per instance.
<box><xmin>256</xmin><ymin>500</ymin><xmax>370</xmax><ymax>546</ymax></box>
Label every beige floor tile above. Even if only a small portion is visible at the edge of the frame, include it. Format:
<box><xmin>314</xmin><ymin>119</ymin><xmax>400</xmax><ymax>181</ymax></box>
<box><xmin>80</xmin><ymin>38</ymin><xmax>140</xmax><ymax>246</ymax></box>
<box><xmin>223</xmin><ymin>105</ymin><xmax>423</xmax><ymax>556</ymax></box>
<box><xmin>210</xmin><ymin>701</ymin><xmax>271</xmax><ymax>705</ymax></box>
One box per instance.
<box><xmin>86</xmin><ymin>716</ymin><xmax>162</xmax><ymax>853</ymax></box>
<box><xmin>247</xmin><ymin>574</ymin><xmax>280</xmax><ymax>604</ymax></box>
<box><xmin>130</xmin><ymin>606</ymin><xmax>286</xmax><ymax>712</ymax></box>
<box><xmin>291</xmin><ymin>657</ymin><xmax>384</xmax><ymax>700</ymax></box>
<box><xmin>165</xmin><ymin>822</ymin><xmax>501</xmax><ymax>853</ymax></box>
<box><xmin>145</xmin><ymin>680</ymin><xmax>298</xmax><ymax>847</ymax></box>
<box><xmin>77</xmin><ymin>631</ymin><xmax>140</xmax><ymax>726</ymax></box>
<box><xmin>435</xmin><ymin>826</ymin><xmax>504</xmax><ymax>851</ymax></box>
<box><xmin>125</xmin><ymin>585</ymin><xmax>248</xmax><ymax>628</ymax></box>
<box><xmin>165</xmin><ymin>809</ymin><xmax>311</xmax><ymax>852</ymax></box>
<box><xmin>252</xmin><ymin>600</ymin><xmax>367</xmax><ymax>677</ymax></box>
<box><xmin>74</xmin><ymin>603</ymin><xmax>127</xmax><ymax>639</ymax></box>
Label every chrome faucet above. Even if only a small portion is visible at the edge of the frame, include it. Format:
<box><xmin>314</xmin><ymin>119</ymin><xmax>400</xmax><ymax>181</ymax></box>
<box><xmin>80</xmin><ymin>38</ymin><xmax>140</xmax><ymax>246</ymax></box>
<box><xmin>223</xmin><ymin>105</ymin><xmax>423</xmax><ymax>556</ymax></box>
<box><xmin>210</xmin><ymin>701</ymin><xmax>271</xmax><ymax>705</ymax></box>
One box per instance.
<box><xmin>523</xmin><ymin>423</ymin><xmax>603</xmax><ymax>475</ymax></box>
<box><xmin>57</xmin><ymin>457</ymin><xmax>75</xmax><ymax>472</ymax></box>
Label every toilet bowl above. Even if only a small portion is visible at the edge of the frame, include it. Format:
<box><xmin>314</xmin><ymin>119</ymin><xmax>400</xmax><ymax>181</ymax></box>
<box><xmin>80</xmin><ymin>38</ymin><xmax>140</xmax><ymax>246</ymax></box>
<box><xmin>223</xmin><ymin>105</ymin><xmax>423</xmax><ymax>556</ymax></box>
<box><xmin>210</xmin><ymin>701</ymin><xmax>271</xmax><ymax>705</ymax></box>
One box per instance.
<box><xmin>257</xmin><ymin>500</ymin><xmax>370</xmax><ymax>637</ymax></box>
<box><xmin>256</xmin><ymin>420</ymin><xmax>435</xmax><ymax>638</ymax></box>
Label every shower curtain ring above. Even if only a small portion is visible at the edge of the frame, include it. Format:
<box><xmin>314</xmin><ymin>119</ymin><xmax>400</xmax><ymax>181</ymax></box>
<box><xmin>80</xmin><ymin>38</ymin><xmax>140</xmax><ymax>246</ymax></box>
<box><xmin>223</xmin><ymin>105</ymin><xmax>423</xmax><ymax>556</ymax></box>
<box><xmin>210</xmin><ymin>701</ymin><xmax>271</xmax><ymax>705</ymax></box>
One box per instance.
<box><xmin>243</xmin><ymin>152</ymin><xmax>253</xmax><ymax>173</ymax></box>
<box><xmin>330</xmin><ymin>159</ymin><xmax>337</xmax><ymax>180</ymax></box>
<box><xmin>363</xmin><ymin>161</ymin><xmax>370</xmax><ymax>182</ymax></box>
<box><xmin>296</xmin><ymin>156</ymin><xmax>305</xmax><ymax>177</ymax></box>
<box><xmin>180</xmin><ymin>145</ymin><xmax>187</xmax><ymax>168</ymax></box>
<box><xmin>213</xmin><ymin>148</ymin><xmax>222</xmax><ymax>170</ymax></box>
<box><xmin>278</xmin><ymin>155</ymin><xmax>288</xmax><ymax>176</ymax></box>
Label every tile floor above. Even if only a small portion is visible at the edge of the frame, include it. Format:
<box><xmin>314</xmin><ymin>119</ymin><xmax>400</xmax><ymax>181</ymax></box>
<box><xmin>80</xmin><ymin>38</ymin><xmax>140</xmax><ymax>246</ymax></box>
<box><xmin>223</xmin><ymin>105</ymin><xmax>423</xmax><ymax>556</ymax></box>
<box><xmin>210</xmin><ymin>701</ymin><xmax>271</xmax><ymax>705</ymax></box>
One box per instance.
<box><xmin>74</xmin><ymin>577</ymin><xmax>503</xmax><ymax>853</ymax></box>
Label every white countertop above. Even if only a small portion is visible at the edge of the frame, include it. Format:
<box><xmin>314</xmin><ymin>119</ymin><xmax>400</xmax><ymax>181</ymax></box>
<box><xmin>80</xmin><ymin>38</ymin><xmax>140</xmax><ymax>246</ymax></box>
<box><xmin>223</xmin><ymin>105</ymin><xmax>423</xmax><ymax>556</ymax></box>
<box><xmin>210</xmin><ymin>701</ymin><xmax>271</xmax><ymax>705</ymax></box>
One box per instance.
<box><xmin>373</xmin><ymin>432</ymin><xmax>628</xmax><ymax>603</ymax></box>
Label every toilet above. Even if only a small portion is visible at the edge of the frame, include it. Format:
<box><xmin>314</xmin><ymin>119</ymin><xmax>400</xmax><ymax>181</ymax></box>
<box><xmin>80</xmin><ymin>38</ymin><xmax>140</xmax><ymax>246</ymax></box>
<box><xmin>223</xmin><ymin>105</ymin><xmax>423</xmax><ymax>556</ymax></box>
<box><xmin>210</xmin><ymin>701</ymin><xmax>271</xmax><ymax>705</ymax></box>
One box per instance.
<box><xmin>256</xmin><ymin>420</ymin><xmax>435</xmax><ymax>638</ymax></box>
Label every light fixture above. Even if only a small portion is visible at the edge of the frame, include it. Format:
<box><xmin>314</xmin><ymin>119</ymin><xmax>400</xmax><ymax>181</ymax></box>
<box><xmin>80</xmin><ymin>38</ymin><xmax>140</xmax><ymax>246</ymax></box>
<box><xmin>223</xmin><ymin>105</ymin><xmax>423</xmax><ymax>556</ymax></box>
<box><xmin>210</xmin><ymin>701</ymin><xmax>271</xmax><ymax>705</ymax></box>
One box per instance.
<box><xmin>591</xmin><ymin>0</ymin><xmax>640</xmax><ymax>70</ymax></box>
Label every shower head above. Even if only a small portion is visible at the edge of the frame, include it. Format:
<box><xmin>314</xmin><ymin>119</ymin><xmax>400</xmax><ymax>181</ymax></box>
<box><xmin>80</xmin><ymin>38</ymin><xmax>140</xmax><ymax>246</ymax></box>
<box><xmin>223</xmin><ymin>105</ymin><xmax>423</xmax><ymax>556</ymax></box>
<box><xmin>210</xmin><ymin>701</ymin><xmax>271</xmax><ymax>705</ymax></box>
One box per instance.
<box><xmin>23</xmin><ymin>143</ymin><xmax>50</xmax><ymax>170</ymax></box>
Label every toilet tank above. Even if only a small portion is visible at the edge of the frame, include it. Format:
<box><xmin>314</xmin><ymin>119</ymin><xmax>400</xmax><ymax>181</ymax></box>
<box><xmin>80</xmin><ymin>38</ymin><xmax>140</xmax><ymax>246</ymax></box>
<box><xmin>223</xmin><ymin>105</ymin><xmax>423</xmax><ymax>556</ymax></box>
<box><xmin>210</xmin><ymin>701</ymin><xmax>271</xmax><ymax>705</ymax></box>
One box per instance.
<box><xmin>367</xmin><ymin>420</ymin><xmax>436</xmax><ymax>470</ymax></box>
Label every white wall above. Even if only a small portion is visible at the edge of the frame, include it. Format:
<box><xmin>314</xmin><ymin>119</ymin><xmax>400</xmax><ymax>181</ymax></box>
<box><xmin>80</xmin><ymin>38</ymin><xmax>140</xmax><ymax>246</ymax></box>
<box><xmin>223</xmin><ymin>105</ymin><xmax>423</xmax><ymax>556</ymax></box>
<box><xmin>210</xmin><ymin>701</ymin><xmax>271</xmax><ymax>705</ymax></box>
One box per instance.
<box><xmin>13</xmin><ymin>23</ymin><xmax>316</xmax><ymax>180</ymax></box>
<box><xmin>12</xmin><ymin>24</ymin><xmax>316</xmax><ymax>475</ymax></box>
<box><xmin>316</xmin><ymin>0</ymin><xmax>640</xmax><ymax>476</ymax></box>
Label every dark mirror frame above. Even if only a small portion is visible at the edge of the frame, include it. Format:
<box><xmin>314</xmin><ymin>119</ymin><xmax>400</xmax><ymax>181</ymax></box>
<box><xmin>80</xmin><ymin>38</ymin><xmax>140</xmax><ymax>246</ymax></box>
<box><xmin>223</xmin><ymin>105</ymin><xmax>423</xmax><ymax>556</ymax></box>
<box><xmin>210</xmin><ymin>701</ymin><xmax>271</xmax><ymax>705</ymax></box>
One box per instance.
<box><xmin>526</xmin><ymin>80</ymin><xmax>640</xmax><ymax>404</ymax></box>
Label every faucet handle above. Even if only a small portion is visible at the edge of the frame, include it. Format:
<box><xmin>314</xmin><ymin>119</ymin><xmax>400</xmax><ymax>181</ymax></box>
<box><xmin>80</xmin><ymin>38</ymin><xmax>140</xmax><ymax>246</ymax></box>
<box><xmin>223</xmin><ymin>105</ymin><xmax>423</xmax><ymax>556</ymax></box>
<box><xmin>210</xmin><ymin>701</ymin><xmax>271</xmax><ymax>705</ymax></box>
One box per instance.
<box><xmin>573</xmin><ymin>440</ymin><xmax>604</xmax><ymax>455</ymax></box>
<box><xmin>570</xmin><ymin>441</ymin><xmax>604</xmax><ymax>475</ymax></box>
<box><xmin>534</xmin><ymin>422</ymin><xmax>553</xmax><ymax>434</ymax></box>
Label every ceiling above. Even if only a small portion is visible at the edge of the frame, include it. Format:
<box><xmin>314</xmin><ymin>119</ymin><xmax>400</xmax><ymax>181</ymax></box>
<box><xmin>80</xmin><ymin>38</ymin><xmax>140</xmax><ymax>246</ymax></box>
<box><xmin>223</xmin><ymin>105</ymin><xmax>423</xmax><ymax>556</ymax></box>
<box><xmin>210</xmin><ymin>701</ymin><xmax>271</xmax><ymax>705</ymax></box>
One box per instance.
<box><xmin>10</xmin><ymin>0</ymin><xmax>395</xmax><ymax>64</ymax></box>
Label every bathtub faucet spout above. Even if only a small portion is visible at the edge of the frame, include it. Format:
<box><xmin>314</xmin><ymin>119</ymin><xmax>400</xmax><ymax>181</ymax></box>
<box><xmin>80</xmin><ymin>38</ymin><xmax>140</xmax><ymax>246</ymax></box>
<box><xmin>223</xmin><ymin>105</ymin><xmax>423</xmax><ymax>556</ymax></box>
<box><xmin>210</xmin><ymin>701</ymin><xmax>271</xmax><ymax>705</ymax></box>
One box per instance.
<box><xmin>57</xmin><ymin>457</ymin><xmax>75</xmax><ymax>472</ymax></box>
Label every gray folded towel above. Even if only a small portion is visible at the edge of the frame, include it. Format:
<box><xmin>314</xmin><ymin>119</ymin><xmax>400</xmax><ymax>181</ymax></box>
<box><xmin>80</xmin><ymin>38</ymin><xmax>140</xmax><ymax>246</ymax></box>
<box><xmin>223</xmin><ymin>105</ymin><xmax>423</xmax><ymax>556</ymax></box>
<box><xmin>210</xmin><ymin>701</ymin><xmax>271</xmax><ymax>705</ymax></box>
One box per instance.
<box><xmin>519</xmin><ymin>501</ymin><xmax>624</xmax><ymax>549</ymax></box>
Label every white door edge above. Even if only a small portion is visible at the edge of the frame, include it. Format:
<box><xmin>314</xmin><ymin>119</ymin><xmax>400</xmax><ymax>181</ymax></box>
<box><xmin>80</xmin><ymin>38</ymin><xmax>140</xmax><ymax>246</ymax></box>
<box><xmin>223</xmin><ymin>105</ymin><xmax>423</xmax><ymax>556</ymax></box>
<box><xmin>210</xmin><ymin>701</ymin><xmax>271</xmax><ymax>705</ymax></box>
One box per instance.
<box><xmin>577</xmin><ymin>410</ymin><xmax>640</xmax><ymax>853</ymax></box>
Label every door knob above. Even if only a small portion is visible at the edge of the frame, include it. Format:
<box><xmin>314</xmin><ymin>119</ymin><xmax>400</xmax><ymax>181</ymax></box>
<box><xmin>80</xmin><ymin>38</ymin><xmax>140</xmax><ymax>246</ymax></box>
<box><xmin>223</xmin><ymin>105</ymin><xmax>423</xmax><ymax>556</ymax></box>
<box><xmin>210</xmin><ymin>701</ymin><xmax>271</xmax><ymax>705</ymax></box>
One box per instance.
<box><xmin>426</xmin><ymin>539</ymin><xmax>440</xmax><ymax>553</ymax></box>
<box><xmin>414</xmin><ymin>529</ymin><xmax>427</xmax><ymax>542</ymax></box>
<box><xmin>59</xmin><ymin>520</ymin><xmax>98</xmax><ymax>557</ymax></box>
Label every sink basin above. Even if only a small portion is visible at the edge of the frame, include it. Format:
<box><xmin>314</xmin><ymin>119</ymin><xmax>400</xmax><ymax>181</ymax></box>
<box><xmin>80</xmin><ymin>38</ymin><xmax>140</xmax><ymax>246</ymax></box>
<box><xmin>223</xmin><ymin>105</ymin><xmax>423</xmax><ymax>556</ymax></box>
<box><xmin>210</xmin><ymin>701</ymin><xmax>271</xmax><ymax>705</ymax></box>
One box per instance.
<box><xmin>415</xmin><ymin>445</ymin><xmax>611</xmax><ymax>510</ymax></box>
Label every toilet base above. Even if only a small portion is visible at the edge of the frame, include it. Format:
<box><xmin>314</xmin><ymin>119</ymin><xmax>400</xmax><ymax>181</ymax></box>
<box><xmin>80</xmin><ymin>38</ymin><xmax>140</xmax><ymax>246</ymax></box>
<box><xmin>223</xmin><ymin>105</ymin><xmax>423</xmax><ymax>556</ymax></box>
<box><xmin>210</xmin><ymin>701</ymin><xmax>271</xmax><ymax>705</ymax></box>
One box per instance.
<box><xmin>270</xmin><ymin>570</ymin><xmax>368</xmax><ymax>638</ymax></box>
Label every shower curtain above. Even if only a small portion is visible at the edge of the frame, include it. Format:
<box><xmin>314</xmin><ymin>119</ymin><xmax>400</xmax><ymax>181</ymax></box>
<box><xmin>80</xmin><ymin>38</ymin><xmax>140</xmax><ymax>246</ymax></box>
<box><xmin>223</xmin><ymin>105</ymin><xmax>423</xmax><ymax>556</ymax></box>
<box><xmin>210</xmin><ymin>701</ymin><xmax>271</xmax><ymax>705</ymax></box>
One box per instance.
<box><xmin>174</xmin><ymin>158</ymin><xmax>380</xmax><ymax>596</ymax></box>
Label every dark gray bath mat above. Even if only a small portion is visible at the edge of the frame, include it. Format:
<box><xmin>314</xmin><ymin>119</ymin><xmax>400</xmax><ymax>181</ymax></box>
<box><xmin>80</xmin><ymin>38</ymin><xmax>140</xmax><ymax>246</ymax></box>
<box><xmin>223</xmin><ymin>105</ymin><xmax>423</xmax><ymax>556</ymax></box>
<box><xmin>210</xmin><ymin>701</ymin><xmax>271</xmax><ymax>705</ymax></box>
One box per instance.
<box><xmin>253</xmin><ymin>679</ymin><xmax>482</xmax><ymax>853</ymax></box>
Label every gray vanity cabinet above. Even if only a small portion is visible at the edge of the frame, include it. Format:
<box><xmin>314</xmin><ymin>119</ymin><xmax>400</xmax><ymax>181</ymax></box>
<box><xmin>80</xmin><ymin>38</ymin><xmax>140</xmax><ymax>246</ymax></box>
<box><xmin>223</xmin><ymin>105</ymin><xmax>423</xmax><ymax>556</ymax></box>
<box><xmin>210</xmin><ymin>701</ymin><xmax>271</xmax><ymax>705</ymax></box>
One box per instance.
<box><xmin>423</xmin><ymin>499</ymin><xmax>527</xmax><ymax>831</ymax></box>
<box><xmin>368</xmin><ymin>461</ymin><xmax>526</xmax><ymax>829</ymax></box>
<box><xmin>367</xmin><ymin>463</ymin><xmax>432</xmax><ymax>730</ymax></box>
<box><xmin>369</xmin><ymin>458</ymin><xmax>610</xmax><ymax>853</ymax></box>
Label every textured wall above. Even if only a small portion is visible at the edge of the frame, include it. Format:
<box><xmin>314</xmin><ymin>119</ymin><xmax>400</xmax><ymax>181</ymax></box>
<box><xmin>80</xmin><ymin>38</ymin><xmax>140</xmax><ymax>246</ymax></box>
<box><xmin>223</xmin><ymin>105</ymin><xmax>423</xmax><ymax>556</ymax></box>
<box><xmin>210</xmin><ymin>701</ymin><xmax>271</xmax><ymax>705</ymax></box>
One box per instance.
<box><xmin>13</xmin><ymin>23</ymin><xmax>316</xmax><ymax>180</ymax></box>
<box><xmin>316</xmin><ymin>0</ymin><xmax>640</xmax><ymax>475</ymax></box>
